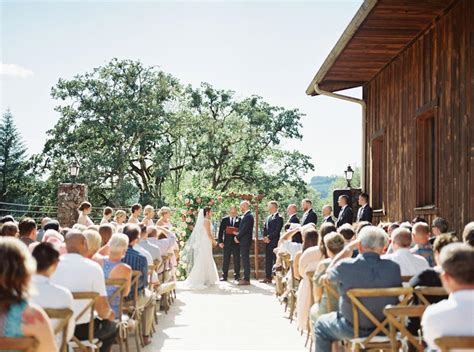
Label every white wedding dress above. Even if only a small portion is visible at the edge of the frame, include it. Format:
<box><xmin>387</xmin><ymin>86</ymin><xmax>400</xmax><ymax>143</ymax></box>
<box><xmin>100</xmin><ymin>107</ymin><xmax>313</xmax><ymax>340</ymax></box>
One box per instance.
<box><xmin>182</xmin><ymin>209</ymin><xmax>219</xmax><ymax>289</ymax></box>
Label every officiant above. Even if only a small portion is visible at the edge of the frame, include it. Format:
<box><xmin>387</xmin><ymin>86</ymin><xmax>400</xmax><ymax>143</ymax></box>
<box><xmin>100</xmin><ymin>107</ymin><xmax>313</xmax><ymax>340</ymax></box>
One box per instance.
<box><xmin>218</xmin><ymin>206</ymin><xmax>241</xmax><ymax>282</ymax></box>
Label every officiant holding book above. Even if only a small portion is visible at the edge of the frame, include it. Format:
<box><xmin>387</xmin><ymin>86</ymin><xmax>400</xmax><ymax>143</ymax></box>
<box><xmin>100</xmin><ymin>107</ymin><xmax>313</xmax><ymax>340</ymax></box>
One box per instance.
<box><xmin>218</xmin><ymin>206</ymin><xmax>241</xmax><ymax>282</ymax></box>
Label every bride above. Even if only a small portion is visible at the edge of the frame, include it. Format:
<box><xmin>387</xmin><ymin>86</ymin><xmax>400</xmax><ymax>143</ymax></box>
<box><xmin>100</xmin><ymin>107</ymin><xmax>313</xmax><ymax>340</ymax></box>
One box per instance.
<box><xmin>181</xmin><ymin>207</ymin><xmax>220</xmax><ymax>289</ymax></box>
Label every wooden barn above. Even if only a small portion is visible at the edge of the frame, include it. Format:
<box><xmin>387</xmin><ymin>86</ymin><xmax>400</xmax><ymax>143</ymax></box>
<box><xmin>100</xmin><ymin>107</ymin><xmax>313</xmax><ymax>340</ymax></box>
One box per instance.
<box><xmin>306</xmin><ymin>0</ymin><xmax>473</xmax><ymax>235</ymax></box>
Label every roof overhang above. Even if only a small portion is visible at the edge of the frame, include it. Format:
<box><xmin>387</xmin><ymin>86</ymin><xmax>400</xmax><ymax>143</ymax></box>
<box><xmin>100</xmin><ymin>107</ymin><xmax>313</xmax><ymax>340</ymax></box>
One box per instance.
<box><xmin>306</xmin><ymin>0</ymin><xmax>457</xmax><ymax>96</ymax></box>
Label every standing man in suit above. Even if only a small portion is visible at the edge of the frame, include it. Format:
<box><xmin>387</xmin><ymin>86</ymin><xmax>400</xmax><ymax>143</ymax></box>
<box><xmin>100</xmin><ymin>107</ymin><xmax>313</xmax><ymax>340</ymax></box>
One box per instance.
<box><xmin>356</xmin><ymin>193</ymin><xmax>373</xmax><ymax>223</ymax></box>
<box><xmin>301</xmin><ymin>199</ymin><xmax>318</xmax><ymax>226</ymax></box>
<box><xmin>336</xmin><ymin>195</ymin><xmax>353</xmax><ymax>228</ymax></box>
<box><xmin>321</xmin><ymin>205</ymin><xmax>335</xmax><ymax>224</ymax></box>
<box><xmin>235</xmin><ymin>201</ymin><xmax>254</xmax><ymax>286</ymax></box>
<box><xmin>285</xmin><ymin>204</ymin><xmax>301</xmax><ymax>243</ymax></box>
<box><xmin>261</xmin><ymin>201</ymin><xmax>284</xmax><ymax>283</ymax></box>
<box><xmin>218</xmin><ymin>206</ymin><xmax>241</xmax><ymax>282</ymax></box>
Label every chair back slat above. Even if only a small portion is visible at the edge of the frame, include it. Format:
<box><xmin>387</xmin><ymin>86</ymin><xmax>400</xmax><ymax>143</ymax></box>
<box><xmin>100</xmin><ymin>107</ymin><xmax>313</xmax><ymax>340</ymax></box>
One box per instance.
<box><xmin>0</xmin><ymin>337</ymin><xmax>38</xmax><ymax>352</ymax></box>
<box><xmin>306</xmin><ymin>271</ymin><xmax>315</xmax><ymax>306</ymax></box>
<box><xmin>71</xmin><ymin>291</ymin><xmax>99</xmax><ymax>346</ymax></box>
<box><xmin>401</xmin><ymin>275</ymin><xmax>413</xmax><ymax>283</ymax></box>
<box><xmin>384</xmin><ymin>304</ymin><xmax>427</xmax><ymax>351</ymax></box>
<box><xmin>44</xmin><ymin>308</ymin><xmax>73</xmax><ymax>352</ymax></box>
<box><xmin>414</xmin><ymin>286</ymin><xmax>448</xmax><ymax>305</ymax></box>
<box><xmin>435</xmin><ymin>336</ymin><xmax>474</xmax><ymax>351</ymax></box>
<box><xmin>105</xmin><ymin>277</ymin><xmax>128</xmax><ymax>319</ymax></box>
<box><xmin>324</xmin><ymin>284</ymin><xmax>340</xmax><ymax>312</ymax></box>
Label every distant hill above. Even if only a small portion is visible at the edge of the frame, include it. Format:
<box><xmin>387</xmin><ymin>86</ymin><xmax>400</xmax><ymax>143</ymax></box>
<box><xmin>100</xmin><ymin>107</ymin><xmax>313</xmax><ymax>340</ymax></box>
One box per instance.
<box><xmin>309</xmin><ymin>175</ymin><xmax>337</xmax><ymax>199</ymax></box>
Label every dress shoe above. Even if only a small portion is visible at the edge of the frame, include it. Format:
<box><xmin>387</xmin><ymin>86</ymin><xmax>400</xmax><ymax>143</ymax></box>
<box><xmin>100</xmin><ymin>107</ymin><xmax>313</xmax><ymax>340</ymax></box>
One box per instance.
<box><xmin>220</xmin><ymin>277</ymin><xmax>228</xmax><ymax>282</ymax></box>
<box><xmin>259</xmin><ymin>278</ymin><xmax>272</xmax><ymax>284</ymax></box>
<box><xmin>237</xmin><ymin>280</ymin><xmax>251</xmax><ymax>286</ymax></box>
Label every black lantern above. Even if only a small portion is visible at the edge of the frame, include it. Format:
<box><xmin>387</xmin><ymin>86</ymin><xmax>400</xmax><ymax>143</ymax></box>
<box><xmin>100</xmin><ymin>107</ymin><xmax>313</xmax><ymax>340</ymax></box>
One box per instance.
<box><xmin>69</xmin><ymin>160</ymin><xmax>80</xmax><ymax>183</ymax></box>
<box><xmin>344</xmin><ymin>165</ymin><xmax>354</xmax><ymax>188</ymax></box>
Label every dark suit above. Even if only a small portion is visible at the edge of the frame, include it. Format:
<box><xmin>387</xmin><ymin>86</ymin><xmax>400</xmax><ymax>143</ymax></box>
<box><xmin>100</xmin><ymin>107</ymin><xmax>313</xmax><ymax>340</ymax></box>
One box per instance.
<box><xmin>321</xmin><ymin>216</ymin><xmax>335</xmax><ymax>225</ymax></box>
<box><xmin>301</xmin><ymin>208</ymin><xmax>318</xmax><ymax>226</ymax></box>
<box><xmin>336</xmin><ymin>205</ymin><xmax>353</xmax><ymax>228</ymax></box>
<box><xmin>263</xmin><ymin>213</ymin><xmax>284</xmax><ymax>279</ymax></box>
<box><xmin>286</xmin><ymin>214</ymin><xmax>301</xmax><ymax>243</ymax></box>
<box><xmin>356</xmin><ymin>204</ymin><xmax>373</xmax><ymax>223</ymax></box>
<box><xmin>236</xmin><ymin>211</ymin><xmax>254</xmax><ymax>281</ymax></box>
<box><xmin>218</xmin><ymin>215</ymin><xmax>241</xmax><ymax>280</ymax></box>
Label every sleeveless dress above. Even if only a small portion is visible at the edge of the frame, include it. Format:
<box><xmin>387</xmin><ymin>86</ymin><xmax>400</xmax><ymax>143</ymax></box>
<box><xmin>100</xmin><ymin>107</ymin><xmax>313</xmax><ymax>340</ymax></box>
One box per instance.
<box><xmin>0</xmin><ymin>301</ymin><xmax>27</xmax><ymax>337</ymax></box>
<box><xmin>103</xmin><ymin>258</ymin><xmax>121</xmax><ymax>317</ymax></box>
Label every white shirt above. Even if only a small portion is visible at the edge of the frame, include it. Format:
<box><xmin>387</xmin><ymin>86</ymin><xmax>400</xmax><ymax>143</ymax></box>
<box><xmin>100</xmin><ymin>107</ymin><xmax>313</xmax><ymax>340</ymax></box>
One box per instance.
<box><xmin>381</xmin><ymin>248</ymin><xmax>430</xmax><ymax>276</ymax></box>
<box><xmin>279</xmin><ymin>240</ymin><xmax>302</xmax><ymax>259</ymax></box>
<box><xmin>422</xmin><ymin>290</ymin><xmax>474</xmax><ymax>351</ymax></box>
<box><xmin>134</xmin><ymin>244</ymin><xmax>153</xmax><ymax>265</ymax></box>
<box><xmin>51</xmin><ymin>253</ymin><xmax>107</xmax><ymax>325</ymax></box>
<box><xmin>31</xmin><ymin>274</ymin><xmax>75</xmax><ymax>345</ymax></box>
<box><xmin>139</xmin><ymin>240</ymin><xmax>162</xmax><ymax>261</ymax></box>
<box><xmin>149</xmin><ymin>231</ymin><xmax>177</xmax><ymax>255</ymax></box>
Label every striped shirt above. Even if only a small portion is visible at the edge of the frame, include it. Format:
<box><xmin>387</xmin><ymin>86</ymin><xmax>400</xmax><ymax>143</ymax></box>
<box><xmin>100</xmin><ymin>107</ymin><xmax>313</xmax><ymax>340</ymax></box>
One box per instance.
<box><xmin>122</xmin><ymin>246</ymin><xmax>148</xmax><ymax>298</ymax></box>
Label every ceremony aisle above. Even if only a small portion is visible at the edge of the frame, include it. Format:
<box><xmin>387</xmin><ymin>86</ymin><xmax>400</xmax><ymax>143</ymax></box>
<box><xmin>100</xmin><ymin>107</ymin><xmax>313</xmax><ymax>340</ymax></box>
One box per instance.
<box><xmin>136</xmin><ymin>281</ymin><xmax>307</xmax><ymax>351</ymax></box>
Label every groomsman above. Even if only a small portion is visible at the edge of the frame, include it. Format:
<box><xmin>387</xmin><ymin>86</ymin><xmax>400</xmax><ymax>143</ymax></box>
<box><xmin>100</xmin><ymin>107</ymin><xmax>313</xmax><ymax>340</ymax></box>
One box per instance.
<box><xmin>301</xmin><ymin>199</ymin><xmax>318</xmax><ymax>225</ymax></box>
<box><xmin>235</xmin><ymin>201</ymin><xmax>254</xmax><ymax>285</ymax></box>
<box><xmin>356</xmin><ymin>193</ymin><xmax>373</xmax><ymax>223</ymax></box>
<box><xmin>321</xmin><ymin>205</ymin><xmax>335</xmax><ymax>224</ymax></box>
<box><xmin>285</xmin><ymin>204</ymin><xmax>301</xmax><ymax>243</ymax></box>
<box><xmin>261</xmin><ymin>201</ymin><xmax>284</xmax><ymax>283</ymax></box>
<box><xmin>336</xmin><ymin>195</ymin><xmax>353</xmax><ymax>228</ymax></box>
<box><xmin>218</xmin><ymin>206</ymin><xmax>241</xmax><ymax>282</ymax></box>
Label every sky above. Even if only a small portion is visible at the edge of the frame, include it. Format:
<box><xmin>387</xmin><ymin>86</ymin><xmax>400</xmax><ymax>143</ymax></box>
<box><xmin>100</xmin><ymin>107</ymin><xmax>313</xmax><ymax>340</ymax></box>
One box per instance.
<box><xmin>1</xmin><ymin>0</ymin><xmax>363</xmax><ymax>181</ymax></box>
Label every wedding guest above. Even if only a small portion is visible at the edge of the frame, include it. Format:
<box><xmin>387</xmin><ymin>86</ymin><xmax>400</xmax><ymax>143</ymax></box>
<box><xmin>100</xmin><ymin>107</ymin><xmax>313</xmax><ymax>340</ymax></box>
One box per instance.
<box><xmin>102</xmin><ymin>233</ymin><xmax>132</xmax><ymax>318</ymax></box>
<box><xmin>296</xmin><ymin>229</ymin><xmax>321</xmax><ymax>331</ymax></box>
<box><xmin>138</xmin><ymin>224</ymin><xmax>162</xmax><ymax>264</ymax></box>
<box><xmin>277</xmin><ymin>225</ymin><xmax>303</xmax><ymax>259</ymax></box>
<box><xmin>387</xmin><ymin>222</ymin><xmax>400</xmax><ymax>237</ymax></box>
<box><xmin>31</xmin><ymin>243</ymin><xmax>75</xmax><ymax>348</ymax></box>
<box><xmin>133</xmin><ymin>225</ymin><xmax>153</xmax><ymax>265</ymax></box>
<box><xmin>411</xmin><ymin>222</ymin><xmax>435</xmax><ymax>267</ymax></box>
<box><xmin>84</xmin><ymin>229</ymin><xmax>104</xmax><ymax>265</ymax></box>
<box><xmin>19</xmin><ymin>217</ymin><xmax>37</xmax><ymax>247</ymax></box>
<box><xmin>412</xmin><ymin>216</ymin><xmax>428</xmax><ymax>225</ymax></box>
<box><xmin>382</xmin><ymin>227</ymin><xmax>429</xmax><ymax>276</ymax></box>
<box><xmin>100</xmin><ymin>207</ymin><xmax>113</xmax><ymax>225</ymax></box>
<box><xmin>0</xmin><ymin>215</ymin><xmax>14</xmax><ymax>224</ymax></box>
<box><xmin>293</xmin><ymin>225</ymin><xmax>319</xmax><ymax>280</ymax></box>
<box><xmin>72</xmin><ymin>223</ymin><xmax>87</xmax><ymax>232</ymax></box>
<box><xmin>311</xmin><ymin>232</ymin><xmax>345</xmax><ymax>323</ymax></box>
<box><xmin>261</xmin><ymin>201</ymin><xmax>284</xmax><ymax>283</ymax></box>
<box><xmin>51</xmin><ymin>231</ymin><xmax>118</xmax><ymax>352</ymax></box>
<box><xmin>41</xmin><ymin>230</ymin><xmax>67</xmax><ymax>255</ymax></box>
<box><xmin>121</xmin><ymin>224</ymin><xmax>155</xmax><ymax>345</ymax></box>
<box><xmin>36</xmin><ymin>217</ymin><xmax>52</xmax><ymax>242</ymax></box>
<box><xmin>112</xmin><ymin>210</ymin><xmax>127</xmax><ymax>227</ymax></box>
<box><xmin>318</xmin><ymin>222</ymin><xmax>337</xmax><ymax>257</ymax></box>
<box><xmin>0</xmin><ymin>237</ymin><xmax>57</xmax><ymax>352</ymax></box>
<box><xmin>218</xmin><ymin>206</ymin><xmax>241</xmax><ymax>282</ymax></box>
<box><xmin>1</xmin><ymin>221</ymin><xmax>18</xmax><ymax>237</ymax></box>
<box><xmin>148</xmin><ymin>225</ymin><xmax>177</xmax><ymax>255</ymax></box>
<box><xmin>44</xmin><ymin>220</ymin><xmax>60</xmax><ymax>232</ymax></box>
<box><xmin>301</xmin><ymin>199</ymin><xmax>317</xmax><ymax>226</ymax></box>
<box><xmin>356</xmin><ymin>193</ymin><xmax>373</xmax><ymax>223</ymax></box>
<box><xmin>141</xmin><ymin>205</ymin><xmax>155</xmax><ymax>227</ymax></box>
<box><xmin>422</xmin><ymin>244</ymin><xmax>474</xmax><ymax>350</ymax></box>
<box><xmin>128</xmin><ymin>203</ymin><xmax>142</xmax><ymax>224</ymax></box>
<box><xmin>285</xmin><ymin>204</ymin><xmax>301</xmax><ymax>243</ymax></box>
<box><xmin>77</xmin><ymin>202</ymin><xmax>94</xmax><ymax>227</ymax></box>
<box><xmin>337</xmin><ymin>223</ymin><xmax>355</xmax><ymax>247</ymax></box>
<box><xmin>432</xmin><ymin>217</ymin><xmax>449</xmax><ymax>236</ymax></box>
<box><xmin>321</xmin><ymin>205</ymin><xmax>335</xmax><ymax>225</ymax></box>
<box><xmin>314</xmin><ymin>226</ymin><xmax>401</xmax><ymax>351</ymax></box>
<box><xmin>156</xmin><ymin>206</ymin><xmax>173</xmax><ymax>228</ymax></box>
<box><xmin>98</xmin><ymin>223</ymin><xmax>114</xmax><ymax>256</ymax></box>
<box><xmin>462</xmin><ymin>222</ymin><xmax>474</xmax><ymax>247</ymax></box>
<box><xmin>335</xmin><ymin>195</ymin><xmax>353</xmax><ymax>228</ymax></box>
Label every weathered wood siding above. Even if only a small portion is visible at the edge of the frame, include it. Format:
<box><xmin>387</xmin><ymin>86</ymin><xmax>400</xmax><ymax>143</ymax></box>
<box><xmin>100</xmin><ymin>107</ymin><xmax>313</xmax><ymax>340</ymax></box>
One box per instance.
<box><xmin>363</xmin><ymin>0</ymin><xmax>473</xmax><ymax>235</ymax></box>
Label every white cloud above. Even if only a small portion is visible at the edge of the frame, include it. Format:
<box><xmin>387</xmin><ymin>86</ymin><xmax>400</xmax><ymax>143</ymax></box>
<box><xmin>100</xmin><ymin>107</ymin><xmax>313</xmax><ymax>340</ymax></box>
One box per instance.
<box><xmin>0</xmin><ymin>62</ymin><xmax>34</xmax><ymax>78</ymax></box>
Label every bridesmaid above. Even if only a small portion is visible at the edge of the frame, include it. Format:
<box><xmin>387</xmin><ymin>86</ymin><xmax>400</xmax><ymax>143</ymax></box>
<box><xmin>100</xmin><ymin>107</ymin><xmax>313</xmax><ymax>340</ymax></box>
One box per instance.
<box><xmin>77</xmin><ymin>202</ymin><xmax>94</xmax><ymax>227</ymax></box>
<box><xmin>156</xmin><ymin>207</ymin><xmax>173</xmax><ymax>229</ymax></box>
<box><xmin>128</xmin><ymin>203</ymin><xmax>142</xmax><ymax>224</ymax></box>
<box><xmin>141</xmin><ymin>205</ymin><xmax>155</xmax><ymax>227</ymax></box>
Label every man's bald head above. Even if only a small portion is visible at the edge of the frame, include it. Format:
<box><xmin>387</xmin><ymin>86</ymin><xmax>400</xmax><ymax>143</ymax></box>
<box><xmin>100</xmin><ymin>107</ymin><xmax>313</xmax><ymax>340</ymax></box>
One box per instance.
<box><xmin>65</xmin><ymin>230</ymin><xmax>88</xmax><ymax>256</ymax></box>
<box><xmin>392</xmin><ymin>228</ymin><xmax>413</xmax><ymax>249</ymax></box>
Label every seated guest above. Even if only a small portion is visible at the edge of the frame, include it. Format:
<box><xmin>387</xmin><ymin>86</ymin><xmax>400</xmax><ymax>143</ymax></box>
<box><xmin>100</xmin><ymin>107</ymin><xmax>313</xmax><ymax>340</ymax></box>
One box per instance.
<box><xmin>387</xmin><ymin>222</ymin><xmax>400</xmax><ymax>237</ymax></box>
<box><xmin>141</xmin><ymin>205</ymin><xmax>155</xmax><ymax>227</ymax></box>
<box><xmin>102</xmin><ymin>233</ymin><xmax>132</xmax><ymax>318</ymax></box>
<box><xmin>132</xmin><ymin>225</ymin><xmax>153</xmax><ymax>265</ymax></box>
<box><xmin>293</xmin><ymin>224</ymin><xmax>319</xmax><ymax>280</ymax></box>
<box><xmin>412</xmin><ymin>216</ymin><xmax>428</xmax><ymax>225</ymax></box>
<box><xmin>36</xmin><ymin>217</ymin><xmax>52</xmax><ymax>242</ymax></box>
<box><xmin>112</xmin><ymin>210</ymin><xmax>127</xmax><ymax>227</ymax></box>
<box><xmin>100</xmin><ymin>207</ymin><xmax>114</xmax><ymax>225</ymax></box>
<box><xmin>276</xmin><ymin>225</ymin><xmax>304</xmax><ymax>259</ymax></box>
<box><xmin>0</xmin><ymin>215</ymin><xmax>15</xmax><ymax>224</ymax></box>
<box><xmin>400</xmin><ymin>221</ymin><xmax>413</xmax><ymax>232</ymax></box>
<box><xmin>0</xmin><ymin>237</ymin><xmax>56</xmax><ymax>351</ymax></box>
<box><xmin>431</xmin><ymin>217</ymin><xmax>449</xmax><ymax>244</ymax></box>
<box><xmin>139</xmin><ymin>225</ymin><xmax>162</xmax><ymax>264</ymax></box>
<box><xmin>462</xmin><ymin>222</ymin><xmax>474</xmax><ymax>247</ymax></box>
<box><xmin>1</xmin><ymin>221</ymin><xmax>18</xmax><ymax>237</ymax></box>
<box><xmin>321</xmin><ymin>205</ymin><xmax>335</xmax><ymax>225</ymax></box>
<box><xmin>44</xmin><ymin>220</ymin><xmax>60</xmax><ymax>232</ymax></box>
<box><xmin>314</xmin><ymin>226</ymin><xmax>402</xmax><ymax>351</ymax></box>
<box><xmin>98</xmin><ymin>224</ymin><xmax>114</xmax><ymax>256</ymax></box>
<box><xmin>149</xmin><ymin>225</ymin><xmax>177</xmax><ymax>255</ymax></box>
<box><xmin>19</xmin><ymin>217</ymin><xmax>37</xmax><ymax>246</ymax></box>
<box><xmin>311</xmin><ymin>232</ymin><xmax>345</xmax><ymax>323</ymax></box>
<box><xmin>84</xmin><ymin>229</ymin><xmax>104</xmax><ymax>265</ymax></box>
<box><xmin>31</xmin><ymin>243</ymin><xmax>75</xmax><ymax>348</ymax></box>
<box><xmin>121</xmin><ymin>224</ymin><xmax>155</xmax><ymax>345</ymax></box>
<box><xmin>77</xmin><ymin>202</ymin><xmax>94</xmax><ymax>227</ymax></box>
<box><xmin>422</xmin><ymin>243</ymin><xmax>474</xmax><ymax>350</ymax></box>
<box><xmin>411</xmin><ymin>222</ymin><xmax>435</xmax><ymax>267</ymax></box>
<box><xmin>337</xmin><ymin>224</ymin><xmax>355</xmax><ymax>246</ymax></box>
<box><xmin>128</xmin><ymin>203</ymin><xmax>142</xmax><ymax>224</ymax></box>
<box><xmin>72</xmin><ymin>223</ymin><xmax>87</xmax><ymax>232</ymax></box>
<box><xmin>382</xmin><ymin>228</ymin><xmax>429</xmax><ymax>276</ymax></box>
<box><xmin>296</xmin><ymin>229</ymin><xmax>321</xmax><ymax>332</ymax></box>
<box><xmin>51</xmin><ymin>231</ymin><xmax>117</xmax><ymax>352</ymax></box>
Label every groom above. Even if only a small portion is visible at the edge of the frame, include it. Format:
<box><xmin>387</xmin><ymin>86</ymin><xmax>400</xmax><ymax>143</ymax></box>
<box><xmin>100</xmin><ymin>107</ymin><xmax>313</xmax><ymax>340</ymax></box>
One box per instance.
<box><xmin>235</xmin><ymin>200</ymin><xmax>254</xmax><ymax>286</ymax></box>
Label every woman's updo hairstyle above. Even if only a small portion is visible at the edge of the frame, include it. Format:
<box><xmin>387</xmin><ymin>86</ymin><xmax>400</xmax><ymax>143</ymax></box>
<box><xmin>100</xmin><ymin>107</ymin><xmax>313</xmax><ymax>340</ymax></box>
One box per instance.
<box><xmin>203</xmin><ymin>207</ymin><xmax>212</xmax><ymax>217</ymax></box>
<box><xmin>78</xmin><ymin>201</ymin><xmax>92</xmax><ymax>212</ymax></box>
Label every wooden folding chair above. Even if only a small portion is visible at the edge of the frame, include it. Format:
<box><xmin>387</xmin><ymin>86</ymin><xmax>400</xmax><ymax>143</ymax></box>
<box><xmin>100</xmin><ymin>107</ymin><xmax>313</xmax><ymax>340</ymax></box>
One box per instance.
<box><xmin>305</xmin><ymin>271</ymin><xmax>315</xmax><ymax>348</ymax></box>
<box><xmin>325</xmin><ymin>283</ymin><xmax>340</xmax><ymax>312</ymax></box>
<box><xmin>123</xmin><ymin>271</ymin><xmax>144</xmax><ymax>351</ymax></box>
<box><xmin>287</xmin><ymin>259</ymin><xmax>300</xmax><ymax>323</ymax></box>
<box><xmin>414</xmin><ymin>286</ymin><xmax>448</xmax><ymax>305</ymax></box>
<box><xmin>70</xmin><ymin>291</ymin><xmax>100</xmax><ymax>351</ymax></box>
<box><xmin>346</xmin><ymin>287</ymin><xmax>413</xmax><ymax>351</ymax></box>
<box><xmin>44</xmin><ymin>307</ymin><xmax>74</xmax><ymax>352</ymax></box>
<box><xmin>278</xmin><ymin>252</ymin><xmax>291</xmax><ymax>306</ymax></box>
<box><xmin>435</xmin><ymin>336</ymin><xmax>474</xmax><ymax>351</ymax></box>
<box><xmin>383</xmin><ymin>305</ymin><xmax>427</xmax><ymax>351</ymax></box>
<box><xmin>0</xmin><ymin>337</ymin><xmax>38</xmax><ymax>352</ymax></box>
<box><xmin>105</xmin><ymin>278</ymin><xmax>129</xmax><ymax>352</ymax></box>
<box><xmin>401</xmin><ymin>276</ymin><xmax>413</xmax><ymax>283</ymax></box>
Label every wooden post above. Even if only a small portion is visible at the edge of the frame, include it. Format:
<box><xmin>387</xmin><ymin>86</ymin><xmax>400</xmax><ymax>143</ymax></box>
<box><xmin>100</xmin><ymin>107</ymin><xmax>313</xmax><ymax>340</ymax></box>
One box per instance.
<box><xmin>254</xmin><ymin>199</ymin><xmax>259</xmax><ymax>279</ymax></box>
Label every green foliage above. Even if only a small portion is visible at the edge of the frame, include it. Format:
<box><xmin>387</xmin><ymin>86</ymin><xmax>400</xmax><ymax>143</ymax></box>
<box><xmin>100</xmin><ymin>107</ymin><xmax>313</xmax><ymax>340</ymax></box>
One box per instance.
<box><xmin>310</xmin><ymin>175</ymin><xmax>337</xmax><ymax>198</ymax></box>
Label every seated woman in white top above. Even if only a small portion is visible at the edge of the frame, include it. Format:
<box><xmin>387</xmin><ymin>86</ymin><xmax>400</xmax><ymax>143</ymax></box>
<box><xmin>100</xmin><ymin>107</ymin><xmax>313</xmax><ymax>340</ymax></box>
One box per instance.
<box><xmin>31</xmin><ymin>242</ymin><xmax>75</xmax><ymax>349</ymax></box>
<box><xmin>77</xmin><ymin>201</ymin><xmax>94</xmax><ymax>227</ymax></box>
